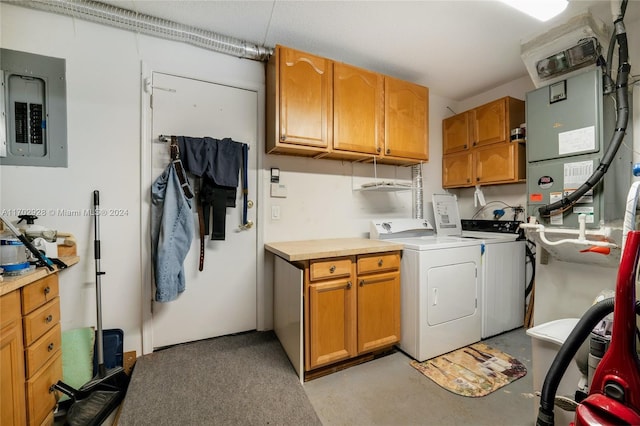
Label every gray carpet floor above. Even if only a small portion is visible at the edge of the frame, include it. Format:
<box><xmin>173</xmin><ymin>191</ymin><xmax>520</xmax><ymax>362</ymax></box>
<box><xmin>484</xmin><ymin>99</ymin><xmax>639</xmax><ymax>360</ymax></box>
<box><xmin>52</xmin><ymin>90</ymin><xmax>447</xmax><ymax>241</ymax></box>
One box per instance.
<box><xmin>117</xmin><ymin>331</ymin><xmax>321</xmax><ymax>426</ymax></box>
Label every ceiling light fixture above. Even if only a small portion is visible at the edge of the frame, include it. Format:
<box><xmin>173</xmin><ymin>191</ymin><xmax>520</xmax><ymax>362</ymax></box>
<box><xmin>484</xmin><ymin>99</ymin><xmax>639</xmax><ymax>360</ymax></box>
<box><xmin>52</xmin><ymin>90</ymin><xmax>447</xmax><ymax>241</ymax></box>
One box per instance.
<box><xmin>500</xmin><ymin>0</ymin><xmax>569</xmax><ymax>22</ymax></box>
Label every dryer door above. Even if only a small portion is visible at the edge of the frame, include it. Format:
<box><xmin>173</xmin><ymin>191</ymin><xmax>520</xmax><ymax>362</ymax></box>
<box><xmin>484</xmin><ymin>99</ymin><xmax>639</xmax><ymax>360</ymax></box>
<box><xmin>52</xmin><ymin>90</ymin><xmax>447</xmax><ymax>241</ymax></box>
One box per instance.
<box><xmin>426</xmin><ymin>261</ymin><xmax>477</xmax><ymax>325</ymax></box>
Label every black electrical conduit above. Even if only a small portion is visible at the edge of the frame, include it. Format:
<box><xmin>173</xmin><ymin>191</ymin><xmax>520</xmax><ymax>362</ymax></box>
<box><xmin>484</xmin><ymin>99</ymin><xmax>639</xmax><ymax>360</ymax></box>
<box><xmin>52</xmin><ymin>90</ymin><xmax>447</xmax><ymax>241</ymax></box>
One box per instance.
<box><xmin>536</xmin><ymin>298</ymin><xmax>640</xmax><ymax>426</ymax></box>
<box><xmin>538</xmin><ymin>2</ymin><xmax>630</xmax><ymax>217</ymax></box>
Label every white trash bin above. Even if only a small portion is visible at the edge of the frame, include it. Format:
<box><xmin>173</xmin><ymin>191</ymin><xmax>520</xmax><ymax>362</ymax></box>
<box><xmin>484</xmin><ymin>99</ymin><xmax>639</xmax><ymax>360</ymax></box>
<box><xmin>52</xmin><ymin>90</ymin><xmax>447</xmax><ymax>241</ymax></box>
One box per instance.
<box><xmin>527</xmin><ymin>318</ymin><xmax>583</xmax><ymax>426</ymax></box>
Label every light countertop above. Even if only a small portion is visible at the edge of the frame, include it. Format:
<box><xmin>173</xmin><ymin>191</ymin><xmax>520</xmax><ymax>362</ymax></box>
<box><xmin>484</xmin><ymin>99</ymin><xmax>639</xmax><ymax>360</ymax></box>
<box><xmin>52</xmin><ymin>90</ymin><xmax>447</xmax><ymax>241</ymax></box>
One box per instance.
<box><xmin>0</xmin><ymin>256</ymin><xmax>80</xmax><ymax>296</ymax></box>
<box><xmin>264</xmin><ymin>238</ymin><xmax>403</xmax><ymax>262</ymax></box>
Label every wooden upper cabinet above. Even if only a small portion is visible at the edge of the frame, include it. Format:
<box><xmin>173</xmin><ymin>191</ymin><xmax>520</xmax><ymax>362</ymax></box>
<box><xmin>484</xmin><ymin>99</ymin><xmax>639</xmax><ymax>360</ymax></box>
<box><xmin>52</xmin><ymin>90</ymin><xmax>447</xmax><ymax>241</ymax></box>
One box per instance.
<box><xmin>332</xmin><ymin>62</ymin><xmax>383</xmax><ymax>155</ymax></box>
<box><xmin>443</xmin><ymin>111</ymin><xmax>471</xmax><ymax>154</ymax></box>
<box><xmin>442</xmin><ymin>151</ymin><xmax>473</xmax><ymax>188</ymax></box>
<box><xmin>384</xmin><ymin>76</ymin><xmax>429</xmax><ymax>162</ymax></box>
<box><xmin>471</xmin><ymin>97</ymin><xmax>524</xmax><ymax>148</ymax></box>
<box><xmin>267</xmin><ymin>45</ymin><xmax>429</xmax><ymax>164</ymax></box>
<box><xmin>442</xmin><ymin>96</ymin><xmax>525</xmax><ymax>188</ymax></box>
<box><xmin>475</xmin><ymin>143</ymin><xmax>526</xmax><ymax>185</ymax></box>
<box><xmin>266</xmin><ymin>45</ymin><xmax>332</xmax><ymax>155</ymax></box>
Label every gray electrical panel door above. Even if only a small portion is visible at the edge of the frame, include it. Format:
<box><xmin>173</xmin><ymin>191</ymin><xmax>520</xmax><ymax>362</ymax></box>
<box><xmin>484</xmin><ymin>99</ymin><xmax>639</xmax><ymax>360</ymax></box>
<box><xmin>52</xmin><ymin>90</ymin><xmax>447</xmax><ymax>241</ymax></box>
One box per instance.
<box><xmin>0</xmin><ymin>49</ymin><xmax>67</xmax><ymax>167</ymax></box>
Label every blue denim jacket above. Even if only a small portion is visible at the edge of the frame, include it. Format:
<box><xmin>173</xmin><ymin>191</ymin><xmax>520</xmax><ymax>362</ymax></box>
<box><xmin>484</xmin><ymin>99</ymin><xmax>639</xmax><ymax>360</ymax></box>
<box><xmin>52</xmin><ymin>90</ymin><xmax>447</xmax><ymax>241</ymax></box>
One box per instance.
<box><xmin>151</xmin><ymin>162</ymin><xmax>194</xmax><ymax>302</ymax></box>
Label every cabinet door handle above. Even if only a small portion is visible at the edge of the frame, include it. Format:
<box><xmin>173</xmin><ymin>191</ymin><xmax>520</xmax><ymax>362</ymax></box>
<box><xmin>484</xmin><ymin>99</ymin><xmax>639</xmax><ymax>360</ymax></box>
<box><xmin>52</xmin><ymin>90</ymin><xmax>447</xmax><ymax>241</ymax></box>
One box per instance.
<box><xmin>346</xmin><ymin>281</ymin><xmax>352</xmax><ymax>289</ymax></box>
<box><xmin>45</xmin><ymin>315</ymin><xmax>53</xmax><ymax>323</ymax></box>
<box><xmin>476</xmin><ymin>177</ymin><xmax>480</xmax><ymax>182</ymax></box>
<box><xmin>473</xmin><ymin>142</ymin><xmax>477</xmax><ymax>146</ymax></box>
<box><xmin>48</xmin><ymin>343</ymin><xmax>55</xmax><ymax>351</ymax></box>
<box><xmin>463</xmin><ymin>144</ymin><xmax>467</xmax><ymax>149</ymax></box>
<box><xmin>378</xmin><ymin>259</ymin><xmax>383</xmax><ymax>267</ymax></box>
<box><xmin>329</xmin><ymin>265</ymin><xmax>336</xmax><ymax>273</ymax></box>
<box><xmin>376</xmin><ymin>147</ymin><xmax>381</xmax><ymax>153</ymax></box>
<box><xmin>466</xmin><ymin>178</ymin><xmax>470</xmax><ymax>183</ymax></box>
<box><xmin>359</xmin><ymin>279</ymin><xmax>365</xmax><ymax>287</ymax></box>
<box><xmin>44</xmin><ymin>286</ymin><xmax>51</xmax><ymax>295</ymax></box>
<box><xmin>386</xmin><ymin>149</ymin><xmax>391</xmax><ymax>155</ymax></box>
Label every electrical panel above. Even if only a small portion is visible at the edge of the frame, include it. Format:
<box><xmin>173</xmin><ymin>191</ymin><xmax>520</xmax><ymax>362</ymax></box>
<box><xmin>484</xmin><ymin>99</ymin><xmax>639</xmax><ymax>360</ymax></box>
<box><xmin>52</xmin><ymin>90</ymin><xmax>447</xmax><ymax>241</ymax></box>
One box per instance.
<box><xmin>0</xmin><ymin>49</ymin><xmax>67</xmax><ymax>167</ymax></box>
<box><xmin>526</xmin><ymin>68</ymin><xmax>632</xmax><ymax>228</ymax></box>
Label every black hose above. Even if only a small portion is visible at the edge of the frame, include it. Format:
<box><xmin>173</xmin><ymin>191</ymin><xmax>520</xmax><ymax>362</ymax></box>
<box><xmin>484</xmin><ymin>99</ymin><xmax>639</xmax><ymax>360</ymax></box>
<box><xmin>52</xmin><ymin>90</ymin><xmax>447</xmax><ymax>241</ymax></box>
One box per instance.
<box><xmin>525</xmin><ymin>240</ymin><xmax>536</xmax><ymax>297</ymax></box>
<box><xmin>538</xmin><ymin>11</ymin><xmax>630</xmax><ymax>217</ymax></box>
<box><xmin>536</xmin><ymin>299</ymin><xmax>640</xmax><ymax>426</ymax></box>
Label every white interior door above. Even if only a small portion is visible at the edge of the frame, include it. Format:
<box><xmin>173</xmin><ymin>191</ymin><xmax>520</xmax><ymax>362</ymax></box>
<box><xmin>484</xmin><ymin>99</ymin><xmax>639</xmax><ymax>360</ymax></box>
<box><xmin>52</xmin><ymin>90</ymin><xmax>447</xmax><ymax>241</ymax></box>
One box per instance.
<box><xmin>150</xmin><ymin>72</ymin><xmax>258</xmax><ymax>349</ymax></box>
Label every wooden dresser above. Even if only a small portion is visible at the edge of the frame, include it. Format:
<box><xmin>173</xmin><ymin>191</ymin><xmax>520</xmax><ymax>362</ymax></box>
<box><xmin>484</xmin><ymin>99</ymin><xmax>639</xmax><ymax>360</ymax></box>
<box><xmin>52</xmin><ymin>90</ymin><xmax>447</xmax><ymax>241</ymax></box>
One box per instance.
<box><xmin>0</xmin><ymin>257</ymin><xmax>78</xmax><ymax>426</ymax></box>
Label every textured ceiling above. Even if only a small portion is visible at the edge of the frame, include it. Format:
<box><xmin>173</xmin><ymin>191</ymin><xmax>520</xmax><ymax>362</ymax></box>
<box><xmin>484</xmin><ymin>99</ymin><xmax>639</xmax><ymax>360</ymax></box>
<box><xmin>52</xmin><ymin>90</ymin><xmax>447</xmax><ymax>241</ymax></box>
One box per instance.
<box><xmin>100</xmin><ymin>0</ymin><xmax>637</xmax><ymax>100</ymax></box>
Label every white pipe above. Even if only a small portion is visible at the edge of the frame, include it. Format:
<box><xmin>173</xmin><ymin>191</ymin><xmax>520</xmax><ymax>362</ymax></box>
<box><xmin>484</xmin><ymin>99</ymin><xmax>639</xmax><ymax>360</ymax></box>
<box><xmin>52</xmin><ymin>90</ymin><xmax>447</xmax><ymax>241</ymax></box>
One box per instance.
<box><xmin>520</xmin><ymin>215</ymin><xmax>618</xmax><ymax>248</ymax></box>
<box><xmin>6</xmin><ymin>0</ymin><xmax>273</xmax><ymax>61</ymax></box>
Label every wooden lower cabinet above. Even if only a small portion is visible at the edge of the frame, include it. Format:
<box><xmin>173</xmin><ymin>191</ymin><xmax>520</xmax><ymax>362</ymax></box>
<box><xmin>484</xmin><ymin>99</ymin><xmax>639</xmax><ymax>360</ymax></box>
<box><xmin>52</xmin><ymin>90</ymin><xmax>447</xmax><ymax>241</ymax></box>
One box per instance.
<box><xmin>307</xmin><ymin>277</ymin><xmax>357</xmax><ymax>369</ymax></box>
<box><xmin>302</xmin><ymin>251</ymin><xmax>400</xmax><ymax>378</ymax></box>
<box><xmin>0</xmin><ymin>273</ymin><xmax>63</xmax><ymax>426</ymax></box>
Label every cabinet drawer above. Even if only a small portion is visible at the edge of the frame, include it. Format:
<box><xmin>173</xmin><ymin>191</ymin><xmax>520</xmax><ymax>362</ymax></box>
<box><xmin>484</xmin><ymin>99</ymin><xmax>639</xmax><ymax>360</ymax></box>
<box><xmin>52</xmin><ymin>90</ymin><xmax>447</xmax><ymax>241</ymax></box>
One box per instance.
<box><xmin>357</xmin><ymin>252</ymin><xmax>400</xmax><ymax>274</ymax></box>
<box><xmin>1</xmin><ymin>290</ymin><xmax>22</xmax><ymax>328</ymax></box>
<box><xmin>25</xmin><ymin>323</ymin><xmax>61</xmax><ymax>378</ymax></box>
<box><xmin>23</xmin><ymin>298</ymin><xmax>60</xmax><ymax>346</ymax></box>
<box><xmin>22</xmin><ymin>274</ymin><xmax>59</xmax><ymax>315</ymax></box>
<box><xmin>26</xmin><ymin>351</ymin><xmax>62</xmax><ymax>426</ymax></box>
<box><xmin>310</xmin><ymin>258</ymin><xmax>352</xmax><ymax>281</ymax></box>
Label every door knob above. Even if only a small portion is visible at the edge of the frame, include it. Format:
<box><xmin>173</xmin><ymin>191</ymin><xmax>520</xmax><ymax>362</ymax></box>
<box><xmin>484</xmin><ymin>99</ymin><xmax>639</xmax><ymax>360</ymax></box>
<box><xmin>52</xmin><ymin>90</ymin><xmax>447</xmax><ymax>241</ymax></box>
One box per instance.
<box><xmin>239</xmin><ymin>220</ymin><xmax>253</xmax><ymax>230</ymax></box>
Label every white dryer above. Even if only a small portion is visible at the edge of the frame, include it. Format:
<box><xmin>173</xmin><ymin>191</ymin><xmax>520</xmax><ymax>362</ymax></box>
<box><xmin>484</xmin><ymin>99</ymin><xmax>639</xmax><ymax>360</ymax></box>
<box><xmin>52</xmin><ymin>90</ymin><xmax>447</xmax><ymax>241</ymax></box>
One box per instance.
<box><xmin>370</xmin><ymin>218</ymin><xmax>483</xmax><ymax>362</ymax></box>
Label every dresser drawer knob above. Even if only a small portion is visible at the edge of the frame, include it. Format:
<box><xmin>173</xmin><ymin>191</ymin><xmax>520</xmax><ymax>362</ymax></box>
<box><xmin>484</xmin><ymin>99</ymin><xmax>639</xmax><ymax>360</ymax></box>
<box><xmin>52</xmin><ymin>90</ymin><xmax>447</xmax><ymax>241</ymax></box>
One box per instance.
<box><xmin>45</xmin><ymin>315</ymin><xmax>53</xmax><ymax>323</ymax></box>
<box><xmin>378</xmin><ymin>259</ymin><xmax>383</xmax><ymax>267</ymax></box>
<box><xmin>44</xmin><ymin>286</ymin><xmax>51</xmax><ymax>295</ymax></box>
<box><xmin>48</xmin><ymin>343</ymin><xmax>55</xmax><ymax>351</ymax></box>
<box><xmin>329</xmin><ymin>265</ymin><xmax>336</xmax><ymax>273</ymax></box>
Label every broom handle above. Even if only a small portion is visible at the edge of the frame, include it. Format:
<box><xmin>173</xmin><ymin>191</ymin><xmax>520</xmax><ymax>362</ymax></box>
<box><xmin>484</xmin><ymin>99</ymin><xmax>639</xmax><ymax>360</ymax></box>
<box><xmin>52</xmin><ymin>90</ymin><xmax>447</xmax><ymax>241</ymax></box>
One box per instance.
<box><xmin>94</xmin><ymin>190</ymin><xmax>106</xmax><ymax>377</ymax></box>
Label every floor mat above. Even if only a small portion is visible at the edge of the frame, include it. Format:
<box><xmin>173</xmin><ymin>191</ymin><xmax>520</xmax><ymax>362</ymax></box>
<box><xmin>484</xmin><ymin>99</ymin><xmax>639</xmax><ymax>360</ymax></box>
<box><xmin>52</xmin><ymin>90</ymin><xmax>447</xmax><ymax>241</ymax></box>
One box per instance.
<box><xmin>410</xmin><ymin>342</ymin><xmax>527</xmax><ymax>397</ymax></box>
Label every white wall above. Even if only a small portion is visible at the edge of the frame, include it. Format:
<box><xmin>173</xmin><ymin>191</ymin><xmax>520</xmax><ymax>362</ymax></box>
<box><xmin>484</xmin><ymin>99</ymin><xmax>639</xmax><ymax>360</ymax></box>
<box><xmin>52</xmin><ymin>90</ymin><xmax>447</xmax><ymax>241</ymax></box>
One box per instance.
<box><xmin>0</xmin><ymin>4</ymin><xmax>267</xmax><ymax>355</ymax></box>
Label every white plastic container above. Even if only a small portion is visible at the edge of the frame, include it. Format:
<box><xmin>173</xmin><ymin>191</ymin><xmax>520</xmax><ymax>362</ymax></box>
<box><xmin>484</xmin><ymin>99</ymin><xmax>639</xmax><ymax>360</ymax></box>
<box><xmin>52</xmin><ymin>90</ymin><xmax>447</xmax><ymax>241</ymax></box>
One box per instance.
<box><xmin>526</xmin><ymin>318</ymin><xmax>583</xmax><ymax>425</ymax></box>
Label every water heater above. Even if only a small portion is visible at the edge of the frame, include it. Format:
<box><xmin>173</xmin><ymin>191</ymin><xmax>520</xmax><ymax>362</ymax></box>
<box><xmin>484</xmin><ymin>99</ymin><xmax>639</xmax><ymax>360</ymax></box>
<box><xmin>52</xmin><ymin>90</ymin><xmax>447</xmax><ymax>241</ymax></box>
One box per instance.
<box><xmin>526</xmin><ymin>68</ymin><xmax>632</xmax><ymax>229</ymax></box>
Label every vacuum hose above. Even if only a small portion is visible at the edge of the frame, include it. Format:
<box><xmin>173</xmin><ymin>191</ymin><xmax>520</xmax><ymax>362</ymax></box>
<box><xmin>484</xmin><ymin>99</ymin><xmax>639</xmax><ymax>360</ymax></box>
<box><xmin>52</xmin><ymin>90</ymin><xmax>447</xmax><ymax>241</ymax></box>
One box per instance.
<box><xmin>536</xmin><ymin>299</ymin><xmax>640</xmax><ymax>426</ymax></box>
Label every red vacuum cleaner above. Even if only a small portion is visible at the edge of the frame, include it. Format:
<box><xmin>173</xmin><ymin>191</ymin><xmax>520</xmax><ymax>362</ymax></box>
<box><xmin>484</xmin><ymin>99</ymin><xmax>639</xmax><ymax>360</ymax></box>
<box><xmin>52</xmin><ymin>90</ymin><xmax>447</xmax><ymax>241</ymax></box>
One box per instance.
<box><xmin>536</xmin><ymin>230</ymin><xmax>640</xmax><ymax>425</ymax></box>
<box><xmin>573</xmin><ymin>230</ymin><xmax>640</xmax><ymax>425</ymax></box>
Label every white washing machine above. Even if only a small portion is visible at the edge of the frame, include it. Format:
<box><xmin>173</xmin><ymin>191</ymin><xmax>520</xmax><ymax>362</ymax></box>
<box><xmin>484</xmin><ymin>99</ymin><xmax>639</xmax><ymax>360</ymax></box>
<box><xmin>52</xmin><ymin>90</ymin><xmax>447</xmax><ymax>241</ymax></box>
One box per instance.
<box><xmin>462</xmin><ymin>221</ymin><xmax>526</xmax><ymax>338</ymax></box>
<box><xmin>370</xmin><ymin>218</ymin><xmax>483</xmax><ymax>362</ymax></box>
